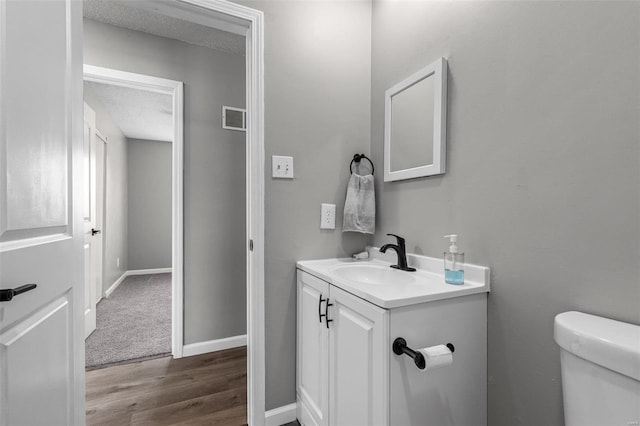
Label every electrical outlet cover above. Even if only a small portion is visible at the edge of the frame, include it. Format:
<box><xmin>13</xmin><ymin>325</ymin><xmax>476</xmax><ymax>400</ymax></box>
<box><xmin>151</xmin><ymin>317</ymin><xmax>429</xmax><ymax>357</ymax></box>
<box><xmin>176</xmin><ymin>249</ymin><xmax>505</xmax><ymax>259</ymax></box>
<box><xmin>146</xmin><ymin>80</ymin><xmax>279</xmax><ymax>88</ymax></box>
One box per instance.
<box><xmin>320</xmin><ymin>203</ymin><xmax>336</xmax><ymax>229</ymax></box>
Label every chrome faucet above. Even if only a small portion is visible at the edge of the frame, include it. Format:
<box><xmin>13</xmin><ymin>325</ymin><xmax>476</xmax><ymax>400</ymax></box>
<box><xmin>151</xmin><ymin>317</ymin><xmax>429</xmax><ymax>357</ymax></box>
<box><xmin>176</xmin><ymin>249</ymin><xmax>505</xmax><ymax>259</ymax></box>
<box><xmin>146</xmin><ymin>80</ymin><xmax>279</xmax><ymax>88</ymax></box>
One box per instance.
<box><xmin>379</xmin><ymin>233</ymin><xmax>416</xmax><ymax>272</ymax></box>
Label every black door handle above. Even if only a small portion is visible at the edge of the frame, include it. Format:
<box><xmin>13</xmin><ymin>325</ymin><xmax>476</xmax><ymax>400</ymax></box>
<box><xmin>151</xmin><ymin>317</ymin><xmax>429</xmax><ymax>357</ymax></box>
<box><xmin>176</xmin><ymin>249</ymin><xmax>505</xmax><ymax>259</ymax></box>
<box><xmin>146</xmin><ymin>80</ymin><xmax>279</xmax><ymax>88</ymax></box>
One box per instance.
<box><xmin>0</xmin><ymin>284</ymin><xmax>37</xmax><ymax>302</ymax></box>
<box><xmin>91</xmin><ymin>228</ymin><xmax>101</xmax><ymax>236</ymax></box>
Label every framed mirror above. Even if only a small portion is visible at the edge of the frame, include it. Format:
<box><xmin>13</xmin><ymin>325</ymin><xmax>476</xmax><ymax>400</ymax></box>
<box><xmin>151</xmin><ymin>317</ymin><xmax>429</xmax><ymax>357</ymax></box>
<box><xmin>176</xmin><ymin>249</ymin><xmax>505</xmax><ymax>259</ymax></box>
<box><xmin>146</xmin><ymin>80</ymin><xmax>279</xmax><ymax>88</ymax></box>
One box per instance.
<box><xmin>384</xmin><ymin>57</ymin><xmax>448</xmax><ymax>182</ymax></box>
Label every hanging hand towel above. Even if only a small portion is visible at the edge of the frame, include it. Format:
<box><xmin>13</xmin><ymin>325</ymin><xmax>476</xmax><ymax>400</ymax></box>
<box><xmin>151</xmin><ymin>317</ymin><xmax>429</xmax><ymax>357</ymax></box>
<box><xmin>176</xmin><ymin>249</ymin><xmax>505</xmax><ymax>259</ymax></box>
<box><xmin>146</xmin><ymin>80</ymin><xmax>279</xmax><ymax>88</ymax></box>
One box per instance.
<box><xmin>342</xmin><ymin>172</ymin><xmax>375</xmax><ymax>234</ymax></box>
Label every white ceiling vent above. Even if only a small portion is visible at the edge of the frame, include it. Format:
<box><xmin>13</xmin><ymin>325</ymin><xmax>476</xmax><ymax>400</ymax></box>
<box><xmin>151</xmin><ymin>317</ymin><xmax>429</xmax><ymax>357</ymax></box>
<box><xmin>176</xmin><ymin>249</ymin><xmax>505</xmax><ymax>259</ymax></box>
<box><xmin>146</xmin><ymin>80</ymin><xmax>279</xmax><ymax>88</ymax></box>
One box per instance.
<box><xmin>222</xmin><ymin>106</ymin><xmax>246</xmax><ymax>132</ymax></box>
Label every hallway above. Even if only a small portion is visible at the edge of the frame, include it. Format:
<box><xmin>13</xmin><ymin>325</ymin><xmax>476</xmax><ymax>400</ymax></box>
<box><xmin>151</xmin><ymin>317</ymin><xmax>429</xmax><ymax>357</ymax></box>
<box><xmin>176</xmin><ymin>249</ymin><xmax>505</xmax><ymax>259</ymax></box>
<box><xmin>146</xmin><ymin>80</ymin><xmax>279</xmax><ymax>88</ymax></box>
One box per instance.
<box><xmin>86</xmin><ymin>273</ymin><xmax>171</xmax><ymax>368</ymax></box>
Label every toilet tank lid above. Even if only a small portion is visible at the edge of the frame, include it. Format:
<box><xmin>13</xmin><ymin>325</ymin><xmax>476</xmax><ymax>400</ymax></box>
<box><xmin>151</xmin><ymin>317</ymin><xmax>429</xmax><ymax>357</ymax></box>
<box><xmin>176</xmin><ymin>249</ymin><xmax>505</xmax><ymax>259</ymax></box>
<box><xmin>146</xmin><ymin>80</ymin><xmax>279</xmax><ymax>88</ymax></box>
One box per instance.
<box><xmin>554</xmin><ymin>311</ymin><xmax>640</xmax><ymax>381</ymax></box>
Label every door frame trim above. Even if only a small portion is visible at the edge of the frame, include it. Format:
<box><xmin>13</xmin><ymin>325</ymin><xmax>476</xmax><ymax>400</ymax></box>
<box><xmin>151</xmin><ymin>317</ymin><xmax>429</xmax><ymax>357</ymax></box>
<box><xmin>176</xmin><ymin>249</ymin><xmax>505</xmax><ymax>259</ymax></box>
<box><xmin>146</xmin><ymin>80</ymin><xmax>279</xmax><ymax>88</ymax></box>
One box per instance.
<box><xmin>83</xmin><ymin>64</ymin><xmax>185</xmax><ymax>360</ymax></box>
<box><xmin>167</xmin><ymin>2</ymin><xmax>266</xmax><ymax>424</ymax></box>
<box><xmin>83</xmin><ymin>1</ymin><xmax>266</xmax><ymax>423</ymax></box>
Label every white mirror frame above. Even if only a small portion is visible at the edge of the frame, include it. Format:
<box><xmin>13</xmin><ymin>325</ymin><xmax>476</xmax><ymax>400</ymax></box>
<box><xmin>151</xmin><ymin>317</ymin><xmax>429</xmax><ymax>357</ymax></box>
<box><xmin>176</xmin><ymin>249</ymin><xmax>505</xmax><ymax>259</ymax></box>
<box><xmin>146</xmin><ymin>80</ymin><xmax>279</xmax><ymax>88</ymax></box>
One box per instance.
<box><xmin>384</xmin><ymin>57</ymin><xmax>448</xmax><ymax>182</ymax></box>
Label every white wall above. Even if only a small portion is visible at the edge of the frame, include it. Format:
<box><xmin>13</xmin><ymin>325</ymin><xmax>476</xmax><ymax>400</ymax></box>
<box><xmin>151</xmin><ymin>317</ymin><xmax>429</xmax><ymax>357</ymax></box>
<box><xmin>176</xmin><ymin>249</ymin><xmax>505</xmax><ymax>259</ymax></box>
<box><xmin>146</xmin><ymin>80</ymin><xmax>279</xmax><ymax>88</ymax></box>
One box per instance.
<box><xmin>127</xmin><ymin>138</ymin><xmax>171</xmax><ymax>271</ymax></box>
<box><xmin>84</xmin><ymin>19</ymin><xmax>247</xmax><ymax>344</ymax></box>
<box><xmin>83</xmin><ymin>83</ymin><xmax>128</xmax><ymax>293</ymax></box>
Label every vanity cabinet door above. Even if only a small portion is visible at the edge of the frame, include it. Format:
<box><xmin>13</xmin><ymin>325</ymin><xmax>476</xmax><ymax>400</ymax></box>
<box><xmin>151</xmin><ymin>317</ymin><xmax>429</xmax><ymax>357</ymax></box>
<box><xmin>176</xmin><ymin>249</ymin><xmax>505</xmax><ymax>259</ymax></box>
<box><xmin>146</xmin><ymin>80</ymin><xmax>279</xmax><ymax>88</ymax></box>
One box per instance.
<box><xmin>297</xmin><ymin>271</ymin><xmax>330</xmax><ymax>426</ymax></box>
<box><xmin>328</xmin><ymin>285</ymin><xmax>389</xmax><ymax>426</ymax></box>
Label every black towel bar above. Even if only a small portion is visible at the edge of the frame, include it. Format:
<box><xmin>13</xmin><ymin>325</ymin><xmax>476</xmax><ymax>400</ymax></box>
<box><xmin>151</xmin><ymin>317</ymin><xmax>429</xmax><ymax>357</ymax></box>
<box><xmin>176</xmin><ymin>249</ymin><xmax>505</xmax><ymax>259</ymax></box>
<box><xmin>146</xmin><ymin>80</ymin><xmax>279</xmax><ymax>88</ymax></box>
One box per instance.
<box><xmin>349</xmin><ymin>153</ymin><xmax>374</xmax><ymax>175</ymax></box>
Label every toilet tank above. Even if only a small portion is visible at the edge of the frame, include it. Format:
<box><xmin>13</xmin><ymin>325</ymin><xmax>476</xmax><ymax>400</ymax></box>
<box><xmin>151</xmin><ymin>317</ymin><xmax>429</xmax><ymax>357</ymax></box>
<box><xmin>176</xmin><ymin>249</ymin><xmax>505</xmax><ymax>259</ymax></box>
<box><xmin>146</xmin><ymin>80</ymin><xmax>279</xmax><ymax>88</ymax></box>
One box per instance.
<box><xmin>554</xmin><ymin>311</ymin><xmax>640</xmax><ymax>426</ymax></box>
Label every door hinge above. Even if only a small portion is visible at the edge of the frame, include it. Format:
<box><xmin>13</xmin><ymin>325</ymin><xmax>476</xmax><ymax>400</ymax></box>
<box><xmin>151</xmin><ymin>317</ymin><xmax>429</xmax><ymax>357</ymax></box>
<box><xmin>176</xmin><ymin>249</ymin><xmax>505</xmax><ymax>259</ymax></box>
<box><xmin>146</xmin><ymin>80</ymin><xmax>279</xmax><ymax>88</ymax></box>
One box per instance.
<box><xmin>249</xmin><ymin>239</ymin><xmax>254</xmax><ymax>251</ymax></box>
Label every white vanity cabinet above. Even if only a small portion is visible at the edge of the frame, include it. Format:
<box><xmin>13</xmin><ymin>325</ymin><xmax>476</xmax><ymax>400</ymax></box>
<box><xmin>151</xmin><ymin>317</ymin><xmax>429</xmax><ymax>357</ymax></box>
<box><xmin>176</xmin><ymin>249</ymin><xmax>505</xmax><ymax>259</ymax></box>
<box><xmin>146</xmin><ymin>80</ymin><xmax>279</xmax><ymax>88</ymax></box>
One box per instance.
<box><xmin>296</xmin><ymin>254</ymin><xmax>489</xmax><ymax>426</ymax></box>
<box><xmin>297</xmin><ymin>270</ymin><xmax>389</xmax><ymax>426</ymax></box>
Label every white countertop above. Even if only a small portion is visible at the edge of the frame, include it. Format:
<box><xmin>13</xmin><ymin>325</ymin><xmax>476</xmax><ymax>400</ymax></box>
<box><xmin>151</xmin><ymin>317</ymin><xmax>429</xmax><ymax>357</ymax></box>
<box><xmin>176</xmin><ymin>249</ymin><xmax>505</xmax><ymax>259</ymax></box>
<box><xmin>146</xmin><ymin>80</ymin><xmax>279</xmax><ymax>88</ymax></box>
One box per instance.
<box><xmin>297</xmin><ymin>248</ymin><xmax>490</xmax><ymax>309</ymax></box>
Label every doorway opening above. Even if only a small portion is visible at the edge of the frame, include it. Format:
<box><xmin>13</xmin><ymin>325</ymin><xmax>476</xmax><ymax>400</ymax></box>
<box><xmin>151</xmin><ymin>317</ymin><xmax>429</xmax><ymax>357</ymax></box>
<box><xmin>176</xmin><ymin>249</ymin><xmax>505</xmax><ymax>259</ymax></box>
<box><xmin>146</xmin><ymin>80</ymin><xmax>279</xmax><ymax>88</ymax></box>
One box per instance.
<box><xmin>80</xmin><ymin>0</ymin><xmax>265</xmax><ymax>424</ymax></box>
<box><xmin>83</xmin><ymin>67</ymin><xmax>182</xmax><ymax>368</ymax></box>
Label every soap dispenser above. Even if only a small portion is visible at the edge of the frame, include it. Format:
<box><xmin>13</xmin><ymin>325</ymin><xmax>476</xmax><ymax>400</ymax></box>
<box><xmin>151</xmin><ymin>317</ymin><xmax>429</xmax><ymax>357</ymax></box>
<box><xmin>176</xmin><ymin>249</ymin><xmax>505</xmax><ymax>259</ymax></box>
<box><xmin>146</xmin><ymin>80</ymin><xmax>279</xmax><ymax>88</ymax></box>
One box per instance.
<box><xmin>444</xmin><ymin>235</ymin><xmax>464</xmax><ymax>285</ymax></box>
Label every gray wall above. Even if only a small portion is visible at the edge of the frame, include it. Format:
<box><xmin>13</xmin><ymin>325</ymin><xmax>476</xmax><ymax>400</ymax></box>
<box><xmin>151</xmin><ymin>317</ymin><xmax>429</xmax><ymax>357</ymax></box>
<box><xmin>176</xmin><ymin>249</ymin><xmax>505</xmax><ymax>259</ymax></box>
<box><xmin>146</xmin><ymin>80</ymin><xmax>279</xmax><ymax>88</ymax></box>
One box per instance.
<box><xmin>84</xmin><ymin>19</ymin><xmax>247</xmax><ymax>344</ymax></box>
<box><xmin>370</xmin><ymin>1</ymin><xmax>640</xmax><ymax>425</ymax></box>
<box><xmin>83</xmin><ymin>84</ymin><xmax>128</xmax><ymax>293</ymax></box>
<box><xmin>127</xmin><ymin>138</ymin><xmax>172</xmax><ymax>270</ymax></box>
<box><xmin>234</xmin><ymin>0</ymin><xmax>373</xmax><ymax>410</ymax></box>
<box><xmin>88</xmin><ymin>4</ymin><xmax>640</xmax><ymax>421</ymax></box>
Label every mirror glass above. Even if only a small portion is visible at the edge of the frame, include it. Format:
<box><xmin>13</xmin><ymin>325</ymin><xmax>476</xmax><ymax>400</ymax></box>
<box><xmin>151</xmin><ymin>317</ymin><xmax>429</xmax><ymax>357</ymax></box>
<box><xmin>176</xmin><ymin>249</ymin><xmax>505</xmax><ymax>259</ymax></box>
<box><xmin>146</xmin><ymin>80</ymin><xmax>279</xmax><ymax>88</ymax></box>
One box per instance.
<box><xmin>384</xmin><ymin>57</ymin><xmax>447</xmax><ymax>182</ymax></box>
<box><xmin>390</xmin><ymin>76</ymin><xmax>435</xmax><ymax>172</ymax></box>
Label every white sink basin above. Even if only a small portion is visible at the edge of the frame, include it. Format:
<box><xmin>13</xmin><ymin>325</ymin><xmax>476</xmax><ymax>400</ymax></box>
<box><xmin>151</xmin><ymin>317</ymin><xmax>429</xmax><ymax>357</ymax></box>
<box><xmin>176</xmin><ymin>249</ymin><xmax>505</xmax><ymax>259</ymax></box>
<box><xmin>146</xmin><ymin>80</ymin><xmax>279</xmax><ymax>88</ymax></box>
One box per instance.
<box><xmin>330</xmin><ymin>264</ymin><xmax>416</xmax><ymax>286</ymax></box>
<box><xmin>297</xmin><ymin>254</ymin><xmax>490</xmax><ymax>309</ymax></box>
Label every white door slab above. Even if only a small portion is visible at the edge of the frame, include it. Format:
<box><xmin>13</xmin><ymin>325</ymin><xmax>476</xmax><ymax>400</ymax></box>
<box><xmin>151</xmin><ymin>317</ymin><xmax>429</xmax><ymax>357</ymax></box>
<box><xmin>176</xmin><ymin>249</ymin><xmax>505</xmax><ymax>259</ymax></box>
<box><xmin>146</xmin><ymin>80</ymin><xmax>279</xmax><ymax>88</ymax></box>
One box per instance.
<box><xmin>83</xmin><ymin>103</ymin><xmax>97</xmax><ymax>338</ymax></box>
<box><xmin>0</xmin><ymin>0</ymin><xmax>84</xmax><ymax>424</ymax></box>
<box><xmin>95</xmin><ymin>134</ymin><xmax>105</xmax><ymax>302</ymax></box>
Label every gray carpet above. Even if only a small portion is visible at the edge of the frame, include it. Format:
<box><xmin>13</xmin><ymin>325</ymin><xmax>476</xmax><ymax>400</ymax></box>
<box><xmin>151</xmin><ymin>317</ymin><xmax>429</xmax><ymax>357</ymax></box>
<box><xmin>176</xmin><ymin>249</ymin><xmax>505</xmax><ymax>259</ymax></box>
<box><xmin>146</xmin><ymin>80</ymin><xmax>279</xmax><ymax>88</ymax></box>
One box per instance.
<box><xmin>85</xmin><ymin>273</ymin><xmax>171</xmax><ymax>369</ymax></box>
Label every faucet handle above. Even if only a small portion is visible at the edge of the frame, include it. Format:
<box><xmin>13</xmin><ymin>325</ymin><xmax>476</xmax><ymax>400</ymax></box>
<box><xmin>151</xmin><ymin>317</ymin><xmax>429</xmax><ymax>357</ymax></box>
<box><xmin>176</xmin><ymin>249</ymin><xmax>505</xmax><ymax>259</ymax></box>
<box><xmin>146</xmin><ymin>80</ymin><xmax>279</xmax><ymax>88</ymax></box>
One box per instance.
<box><xmin>386</xmin><ymin>233</ymin><xmax>405</xmax><ymax>246</ymax></box>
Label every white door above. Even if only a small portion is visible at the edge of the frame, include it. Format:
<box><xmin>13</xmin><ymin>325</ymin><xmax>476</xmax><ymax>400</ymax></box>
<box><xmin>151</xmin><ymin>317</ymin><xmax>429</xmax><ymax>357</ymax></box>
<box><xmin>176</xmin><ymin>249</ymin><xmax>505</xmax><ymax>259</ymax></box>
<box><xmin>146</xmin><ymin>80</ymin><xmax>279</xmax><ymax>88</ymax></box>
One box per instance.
<box><xmin>297</xmin><ymin>271</ymin><xmax>330</xmax><ymax>426</ymax></box>
<box><xmin>328</xmin><ymin>286</ymin><xmax>389</xmax><ymax>426</ymax></box>
<box><xmin>0</xmin><ymin>1</ymin><xmax>85</xmax><ymax>425</ymax></box>
<box><xmin>95</xmin><ymin>133</ymin><xmax>105</xmax><ymax>302</ymax></box>
<box><xmin>84</xmin><ymin>103</ymin><xmax>97</xmax><ymax>338</ymax></box>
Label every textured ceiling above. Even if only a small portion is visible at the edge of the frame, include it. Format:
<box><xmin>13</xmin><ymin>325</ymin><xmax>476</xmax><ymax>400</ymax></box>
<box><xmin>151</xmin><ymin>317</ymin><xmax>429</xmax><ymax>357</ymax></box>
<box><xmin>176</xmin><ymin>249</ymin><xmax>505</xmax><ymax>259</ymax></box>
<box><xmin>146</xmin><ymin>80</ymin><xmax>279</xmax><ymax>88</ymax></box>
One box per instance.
<box><xmin>83</xmin><ymin>0</ymin><xmax>245</xmax><ymax>54</ymax></box>
<box><xmin>86</xmin><ymin>81</ymin><xmax>173</xmax><ymax>142</ymax></box>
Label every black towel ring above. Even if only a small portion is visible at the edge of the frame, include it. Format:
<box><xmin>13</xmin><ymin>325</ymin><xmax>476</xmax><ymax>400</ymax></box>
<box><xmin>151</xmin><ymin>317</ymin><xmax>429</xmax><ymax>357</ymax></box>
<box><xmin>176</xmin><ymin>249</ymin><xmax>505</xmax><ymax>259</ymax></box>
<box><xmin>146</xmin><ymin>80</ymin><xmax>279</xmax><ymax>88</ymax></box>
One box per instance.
<box><xmin>349</xmin><ymin>153</ymin><xmax>374</xmax><ymax>175</ymax></box>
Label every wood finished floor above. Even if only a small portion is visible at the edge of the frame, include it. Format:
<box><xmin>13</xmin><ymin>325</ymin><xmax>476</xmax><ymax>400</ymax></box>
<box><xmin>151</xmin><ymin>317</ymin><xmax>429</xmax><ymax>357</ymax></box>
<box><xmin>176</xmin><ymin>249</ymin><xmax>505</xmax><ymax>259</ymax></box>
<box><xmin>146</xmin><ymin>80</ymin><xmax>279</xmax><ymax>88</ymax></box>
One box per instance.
<box><xmin>86</xmin><ymin>347</ymin><xmax>247</xmax><ymax>426</ymax></box>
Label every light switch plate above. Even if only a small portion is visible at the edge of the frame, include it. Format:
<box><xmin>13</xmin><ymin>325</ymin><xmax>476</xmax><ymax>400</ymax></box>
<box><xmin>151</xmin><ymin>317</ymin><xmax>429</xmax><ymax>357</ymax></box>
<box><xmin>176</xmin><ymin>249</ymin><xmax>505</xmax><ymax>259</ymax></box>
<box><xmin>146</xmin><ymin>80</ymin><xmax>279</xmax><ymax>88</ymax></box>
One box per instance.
<box><xmin>272</xmin><ymin>155</ymin><xmax>294</xmax><ymax>179</ymax></box>
<box><xmin>320</xmin><ymin>203</ymin><xmax>336</xmax><ymax>229</ymax></box>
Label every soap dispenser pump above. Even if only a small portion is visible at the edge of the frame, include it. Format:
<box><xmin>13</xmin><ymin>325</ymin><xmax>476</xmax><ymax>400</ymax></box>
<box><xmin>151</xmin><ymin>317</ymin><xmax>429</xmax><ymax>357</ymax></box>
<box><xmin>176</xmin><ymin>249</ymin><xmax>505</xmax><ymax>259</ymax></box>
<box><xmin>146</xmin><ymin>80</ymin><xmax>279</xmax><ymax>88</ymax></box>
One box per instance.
<box><xmin>444</xmin><ymin>234</ymin><xmax>464</xmax><ymax>285</ymax></box>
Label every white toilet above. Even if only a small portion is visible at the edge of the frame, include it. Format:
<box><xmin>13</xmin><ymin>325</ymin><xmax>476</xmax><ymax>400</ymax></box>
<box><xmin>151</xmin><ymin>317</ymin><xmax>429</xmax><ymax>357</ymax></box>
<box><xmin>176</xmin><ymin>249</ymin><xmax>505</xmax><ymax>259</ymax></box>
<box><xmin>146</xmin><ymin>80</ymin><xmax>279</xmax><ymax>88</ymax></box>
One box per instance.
<box><xmin>554</xmin><ymin>311</ymin><xmax>640</xmax><ymax>426</ymax></box>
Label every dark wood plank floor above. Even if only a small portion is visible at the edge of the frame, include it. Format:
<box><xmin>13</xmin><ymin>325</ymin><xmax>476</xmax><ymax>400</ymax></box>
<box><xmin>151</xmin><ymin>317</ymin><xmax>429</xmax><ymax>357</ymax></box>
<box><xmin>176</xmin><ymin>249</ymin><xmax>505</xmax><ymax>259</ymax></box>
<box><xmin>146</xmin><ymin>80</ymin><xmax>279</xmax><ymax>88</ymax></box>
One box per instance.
<box><xmin>86</xmin><ymin>347</ymin><xmax>247</xmax><ymax>426</ymax></box>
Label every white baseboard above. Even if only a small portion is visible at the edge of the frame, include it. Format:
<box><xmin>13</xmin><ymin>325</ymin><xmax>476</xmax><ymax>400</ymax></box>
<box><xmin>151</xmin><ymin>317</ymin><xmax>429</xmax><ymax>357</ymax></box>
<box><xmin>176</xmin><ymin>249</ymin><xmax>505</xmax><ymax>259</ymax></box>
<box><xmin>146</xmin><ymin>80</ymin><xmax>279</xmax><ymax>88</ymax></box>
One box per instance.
<box><xmin>104</xmin><ymin>268</ymin><xmax>173</xmax><ymax>298</ymax></box>
<box><xmin>265</xmin><ymin>403</ymin><xmax>297</xmax><ymax>426</ymax></box>
<box><xmin>182</xmin><ymin>334</ymin><xmax>247</xmax><ymax>358</ymax></box>
<box><xmin>104</xmin><ymin>272</ymin><xmax>128</xmax><ymax>298</ymax></box>
<box><xmin>127</xmin><ymin>267</ymin><xmax>172</xmax><ymax>276</ymax></box>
